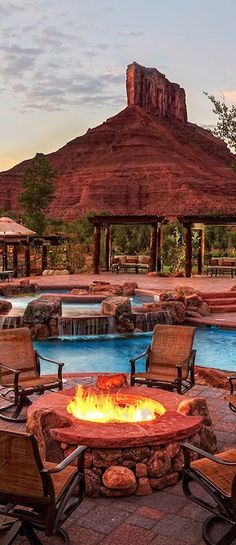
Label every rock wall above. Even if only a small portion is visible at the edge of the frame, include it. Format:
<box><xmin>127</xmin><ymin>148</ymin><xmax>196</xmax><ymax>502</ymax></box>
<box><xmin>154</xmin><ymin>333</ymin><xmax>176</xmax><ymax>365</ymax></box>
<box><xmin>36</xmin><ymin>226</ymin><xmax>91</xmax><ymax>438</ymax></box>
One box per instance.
<box><xmin>126</xmin><ymin>62</ymin><xmax>188</xmax><ymax>122</ymax></box>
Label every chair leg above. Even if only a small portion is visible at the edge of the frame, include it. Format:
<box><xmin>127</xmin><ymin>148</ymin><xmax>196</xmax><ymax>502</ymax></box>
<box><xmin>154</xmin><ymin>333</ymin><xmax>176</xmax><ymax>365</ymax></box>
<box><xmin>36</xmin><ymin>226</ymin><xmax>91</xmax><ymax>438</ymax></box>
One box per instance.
<box><xmin>0</xmin><ymin>521</ymin><xmax>22</xmax><ymax>545</ymax></box>
<box><xmin>22</xmin><ymin>522</ymin><xmax>45</xmax><ymax>545</ymax></box>
<box><xmin>203</xmin><ymin>515</ymin><xmax>236</xmax><ymax>545</ymax></box>
<box><xmin>0</xmin><ymin>397</ymin><xmax>31</xmax><ymax>423</ymax></box>
<box><xmin>56</xmin><ymin>527</ymin><xmax>70</xmax><ymax>544</ymax></box>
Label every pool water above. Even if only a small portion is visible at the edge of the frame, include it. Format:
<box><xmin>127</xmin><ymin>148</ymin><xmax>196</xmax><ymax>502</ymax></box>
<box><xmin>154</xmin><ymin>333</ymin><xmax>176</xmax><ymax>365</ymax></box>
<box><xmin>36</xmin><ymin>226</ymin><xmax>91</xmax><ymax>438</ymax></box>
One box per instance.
<box><xmin>4</xmin><ymin>292</ymin><xmax>154</xmax><ymax>312</ymax></box>
<box><xmin>34</xmin><ymin>327</ymin><xmax>236</xmax><ymax>375</ymax></box>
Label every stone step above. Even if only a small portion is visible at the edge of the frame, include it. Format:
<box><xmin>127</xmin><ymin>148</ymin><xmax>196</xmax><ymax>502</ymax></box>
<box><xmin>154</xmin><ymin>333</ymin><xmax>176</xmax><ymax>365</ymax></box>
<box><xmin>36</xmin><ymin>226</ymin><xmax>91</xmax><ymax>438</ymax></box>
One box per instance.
<box><xmin>199</xmin><ymin>291</ymin><xmax>236</xmax><ymax>299</ymax></box>
<box><xmin>205</xmin><ymin>298</ymin><xmax>236</xmax><ymax>306</ymax></box>
<box><xmin>210</xmin><ymin>305</ymin><xmax>236</xmax><ymax>313</ymax></box>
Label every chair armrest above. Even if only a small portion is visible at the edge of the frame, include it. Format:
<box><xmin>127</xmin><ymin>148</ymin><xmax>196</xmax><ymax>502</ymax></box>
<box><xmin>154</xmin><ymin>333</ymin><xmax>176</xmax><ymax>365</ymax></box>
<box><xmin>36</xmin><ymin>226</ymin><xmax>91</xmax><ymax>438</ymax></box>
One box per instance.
<box><xmin>0</xmin><ymin>362</ymin><xmax>21</xmax><ymax>375</ymax></box>
<box><xmin>178</xmin><ymin>350</ymin><xmax>196</xmax><ymax>368</ymax></box>
<box><xmin>129</xmin><ymin>346</ymin><xmax>150</xmax><ymax>374</ymax></box>
<box><xmin>228</xmin><ymin>376</ymin><xmax>236</xmax><ymax>394</ymax></box>
<box><xmin>181</xmin><ymin>441</ymin><xmax>236</xmax><ymax>466</ymax></box>
<box><xmin>48</xmin><ymin>445</ymin><xmax>87</xmax><ymax>473</ymax></box>
<box><xmin>35</xmin><ymin>351</ymin><xmax>64</xmax><ymax>367</ymax></box>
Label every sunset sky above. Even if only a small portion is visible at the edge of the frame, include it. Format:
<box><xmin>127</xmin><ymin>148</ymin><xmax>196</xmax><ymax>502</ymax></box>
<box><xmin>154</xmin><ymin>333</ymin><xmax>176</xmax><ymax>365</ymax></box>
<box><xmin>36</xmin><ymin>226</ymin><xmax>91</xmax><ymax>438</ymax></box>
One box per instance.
<box><xmin>1</xmin><ymin>0</ymin><xmax>235</xmax><ymax>171</ymax></box>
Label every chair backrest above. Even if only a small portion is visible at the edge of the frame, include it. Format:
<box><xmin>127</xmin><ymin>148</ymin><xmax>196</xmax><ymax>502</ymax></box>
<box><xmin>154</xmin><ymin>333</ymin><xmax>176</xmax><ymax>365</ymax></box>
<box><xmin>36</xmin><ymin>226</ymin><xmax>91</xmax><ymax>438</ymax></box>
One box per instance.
<box><xmin>149</xmin><ymin>324</ymin><xmax>196</xmax><ymax>379</ymax></box>
<box><xmin>0</xmin><ymin>327</ymin><xmax>37</xmax><ymax>385</ymax></box>
<box><xmin>0</xmin><ymin>430</ymin><xmax>53</xmax><ymax>501</ymax></box>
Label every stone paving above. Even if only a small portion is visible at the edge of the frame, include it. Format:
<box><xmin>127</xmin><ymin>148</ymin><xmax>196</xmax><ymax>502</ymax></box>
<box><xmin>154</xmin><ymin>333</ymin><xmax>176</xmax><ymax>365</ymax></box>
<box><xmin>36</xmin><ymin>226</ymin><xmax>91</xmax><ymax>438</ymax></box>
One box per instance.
<box><xmin>0</xmin><ymin>378</ymin><xmax>236</xmax><ymax>544</ymax></box>
<box><xmin>7</xmin><ymin>271</ymin><xmax>236</xmax><ymax>293</ymax></box>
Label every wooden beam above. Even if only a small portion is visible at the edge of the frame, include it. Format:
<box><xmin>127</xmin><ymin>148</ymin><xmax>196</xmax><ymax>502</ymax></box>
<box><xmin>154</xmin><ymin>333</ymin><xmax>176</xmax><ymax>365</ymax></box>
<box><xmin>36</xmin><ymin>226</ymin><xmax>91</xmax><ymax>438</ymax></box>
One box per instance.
<box><xmin>25</xmin><ymin>244</ymin><xmax>31</xmax><ymax>277</ymax></box>
<box><xmin>157</xmin><ymin>225</ymin><xmax>163</xmax><ymax>272</ymax></box>
<box><xmin>13</xmin><ymin>244</ymin><xmax>18</xmax><ymax>277</ymax></box>
<box><xmin>105</xmin><ymin>225</ymin><xmax>110</xmax><ymax>272</ymax></box>
<box><xmin>42</xmin><ymin>245</ymin><xmax>48</xmax><ymax>272</ymax></box>
<box><xmin>197</xmin><ymin>228</ymin><xmax>205</xmax><ymax>275</ymax></box>
<box><xmin>149</xmin><ymin>223</ymin><xmax>158</xmax><ymax>272</ymax></box>
<box><xmin>93</xmin><ymin>225</ymin><xmax>101</xmax><ymax>274</ymax></box>
<box><xmin>185</xmin><ymin>224</ymin><xmax>192</xmax><ymax>278</ymax></box>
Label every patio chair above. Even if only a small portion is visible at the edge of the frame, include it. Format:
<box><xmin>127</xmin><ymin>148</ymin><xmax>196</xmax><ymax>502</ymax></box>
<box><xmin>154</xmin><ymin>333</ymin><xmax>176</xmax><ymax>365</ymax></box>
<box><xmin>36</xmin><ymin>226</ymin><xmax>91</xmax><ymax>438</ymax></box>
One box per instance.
<box><xmin>0</xmin><ymin>327</ymin><xmax>64</xmax><ymax>423</ymax></box>
<box><xmin>182</xmin><ymin>441</ymin><xmax>236</xmax><ymax>545</ymax></box>
<box><xmin>0</xmin><ymin>429</ymin><xmax>86</xmax><ymax>545</ymax></box>
<box><xmin>225</xmin><ymin>375</ymin><xmax>236</xmax><ymax>412</ymax></box>
<box><xmin>130</xmin><ymin>324</ymin><xmax>196</xmax><ymax>394</ymax></box>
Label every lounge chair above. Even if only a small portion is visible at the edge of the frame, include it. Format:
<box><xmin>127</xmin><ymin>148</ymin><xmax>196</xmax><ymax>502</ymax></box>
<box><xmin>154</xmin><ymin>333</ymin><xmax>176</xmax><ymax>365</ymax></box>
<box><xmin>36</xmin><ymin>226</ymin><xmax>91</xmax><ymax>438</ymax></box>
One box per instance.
<box><xmin>182</xmin><ymin>441</ymin><xmax>236</xmax><ymax>545</ymax></box>
<box><xmin>130</xmin><ymin>324</ymin><xmax>196</xmax><ymax>394</ymax></box>
<box><xmin>0</xmin><ymin>429</ymin><xmax>86</xmax><ymax>545</ymax></box>
<box><xmin>0</xmin><ymin>327</ymin><xmax>64</xmax><ymax>422</ymax></box>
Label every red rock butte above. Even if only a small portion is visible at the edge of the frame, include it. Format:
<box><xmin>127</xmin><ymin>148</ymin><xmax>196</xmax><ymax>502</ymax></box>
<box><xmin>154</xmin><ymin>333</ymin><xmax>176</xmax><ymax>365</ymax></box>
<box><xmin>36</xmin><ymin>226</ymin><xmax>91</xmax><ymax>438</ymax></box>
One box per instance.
<box><xmin>1</xmin><ymin>62</ymin><xmax>236</xmax><ymax>220</ymax></box>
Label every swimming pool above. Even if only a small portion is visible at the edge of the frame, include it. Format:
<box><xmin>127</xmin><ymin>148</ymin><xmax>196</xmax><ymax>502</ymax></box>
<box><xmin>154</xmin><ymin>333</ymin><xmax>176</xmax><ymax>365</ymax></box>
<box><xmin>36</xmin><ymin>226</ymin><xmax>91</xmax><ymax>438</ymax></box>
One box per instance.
<box><xmin>34</xmin><ymin>327</ymin><xmax>236</xmax><ymax>375</ymax></box>
<box><xmin>3</xmin><ymin>292</ymin><xmax>154</xmax><ymax>312</ymax></box>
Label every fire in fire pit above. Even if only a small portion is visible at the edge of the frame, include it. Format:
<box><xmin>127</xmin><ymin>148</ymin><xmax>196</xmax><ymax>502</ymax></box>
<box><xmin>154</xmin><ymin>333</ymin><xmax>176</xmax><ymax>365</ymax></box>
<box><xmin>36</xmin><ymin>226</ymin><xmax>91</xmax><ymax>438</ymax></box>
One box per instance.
<box><xmin>67</xmin><ymin>385</ymin><xmax>166</xmax><ymax>423</ymax></box>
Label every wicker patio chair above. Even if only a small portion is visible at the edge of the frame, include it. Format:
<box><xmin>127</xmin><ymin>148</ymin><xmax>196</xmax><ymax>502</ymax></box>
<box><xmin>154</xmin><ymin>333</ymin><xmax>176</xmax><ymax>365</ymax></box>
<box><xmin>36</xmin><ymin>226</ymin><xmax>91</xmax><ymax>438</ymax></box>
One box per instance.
<box><xmin>130</xmin><ymin>324</ymin><xmax>196</xmax><ymax>394</ymax></box>
<box><xmin>0</xmin><ymin>429</ymin><xmax>86</xmax><ymax>545</ymax></box>
<box><xmin>0</xmin><ymin>327</ymin><xmax>64</xmax><ymax>422</ymax></box>
<box><xmin>181</xmin><ymin>441</ymin><xmax>236</xmax><ymax>545</ymax></box>
<box><xmin>225</xmin><ymin>375</ymin><xmax>236</xmax><ymax>412</ymax></box>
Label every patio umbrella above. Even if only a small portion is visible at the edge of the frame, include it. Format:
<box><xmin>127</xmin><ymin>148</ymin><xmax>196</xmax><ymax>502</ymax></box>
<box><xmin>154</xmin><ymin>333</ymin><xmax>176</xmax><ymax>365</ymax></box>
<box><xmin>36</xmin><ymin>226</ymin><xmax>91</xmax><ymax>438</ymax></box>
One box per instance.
<box><xmin>0</xmin><ymin>217</ymin><xmax>35</xmax><ymax>237</ymax></box>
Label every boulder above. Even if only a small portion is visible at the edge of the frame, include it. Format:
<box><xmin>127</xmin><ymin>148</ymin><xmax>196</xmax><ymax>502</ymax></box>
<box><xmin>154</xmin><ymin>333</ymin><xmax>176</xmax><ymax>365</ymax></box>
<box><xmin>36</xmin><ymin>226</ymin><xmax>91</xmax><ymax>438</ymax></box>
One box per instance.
<box><xmin>96</xmin><ymin>374</ymin><xmax>127</xmax><ymax>390</ymax></box>
<box><xmin>123</xmin><ymin>447</ymin><xmax>150</xmax><ymax>462</ymax></box>
<box><xmin>85</xmin><ymin>469</ymin><xmax>101</xmax><ymax>496</ymax></box>
<box><xmin>197</xmin><ymin>303</ymin><xmax>211</xmax><ymax>316</ymax></box>
<box><xmin>71</xmin><ymin>288</ymin><xmax>89</xmax><ymax>295</ymax></box>
<box><xmin>23</xmin><ymin>296</ymin><xmax>62</xmax><ymax>324</ymax></box>
<box><xmin>160</xmin><ymin>301</ymin><xmax>186</xmax><ymax>323</ymax></box>
<box><xmin>150</xmin><ymin>472</ymin><xmax>178</xmax><ymax>490</ymax></box>
<box><xmin>92</xmin><ymin>448</ymin><xmax>123</xmax><ymax>468</ymax></box>
<box><xmin>101</xmin><ymin>296</ymin><xmax>134</xmax><ymax>331</ymax></box>
<box><xmin>102</xmin><ymin>466</ymin><xmax>136</xmax><ymax>489</ymax></box>
<box><xmin>185</xmin><ymin>294</ymin><xmax>203</xmax><ymax>306</ymax></box>
<box><xmin>136</xmin><ymin>463</ymin><xmax>148</xmax><ymax>477</ymax></box>
<box><xmin>135</xmin><ymin>477</ymin><xmax>152</xmax><ymax>495</ymax></box>
<box><xmin>0</xmin><ymin>299</ymin><xmax>12</xmax><ymax>314</ymax></box>
<box><xmin>123</xmin><ymin>282</ymin><xmax>138</xmax><ymax>296</ymax></box>
<box><xmin>146</xmin><ymin>447</ymin><xmax>171</xmax><ymax>478</ymax></box>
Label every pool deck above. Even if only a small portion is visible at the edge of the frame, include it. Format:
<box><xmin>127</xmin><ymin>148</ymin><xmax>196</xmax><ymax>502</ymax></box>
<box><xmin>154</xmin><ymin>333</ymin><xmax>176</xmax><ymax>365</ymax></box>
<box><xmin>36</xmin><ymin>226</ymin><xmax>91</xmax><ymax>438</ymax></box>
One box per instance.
<box><xmin>0</xmin><ymin>377</ymin><xmax>236</xmax><ymax>545</ymax></box>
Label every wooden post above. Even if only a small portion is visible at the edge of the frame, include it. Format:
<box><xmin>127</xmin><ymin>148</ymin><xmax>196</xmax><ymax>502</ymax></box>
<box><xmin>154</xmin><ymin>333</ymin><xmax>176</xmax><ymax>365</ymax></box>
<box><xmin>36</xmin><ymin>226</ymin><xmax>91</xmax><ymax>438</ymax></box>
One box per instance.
<box><xmin>3</xmin><ymin>240</ymin><xmax>7</xmax><ymax>270</ymax></box>
<box><xmin>13</xmin><ymin>244</ymin><xmax>18</xmax><ymax>277</ymax></box>
<box><xmin>105</xmin><ymin>225</ymin><xmax>110</xmax><ymax>272</ymax></box>
<box><xmin>93</xmin><ymin>225</ymin><xmax>101</xmax><ymax>274</ymax></box>
<box><xmin>197</xmin><ymin>228</ymin><xmax>205</xmax><ymax>275</ymax></box>
<box><xmin>149</xmin><ymin>223</ymin><xmax>157</xmax><ymax>272</ymax></box>
<box><xmin>25</xmin><ymin>243</ymin><xmax>31</xmax><ymax>277</ymax></box>
<box><xmin>157</xmin><ymin>224</ymin><xmax>163</xmax><ymax>272</ymax></box>
<box><xmin>185</xmin><ymin>224</ymin><xmax>192</xmax><ymax>278</ymax></box>
<box><xmin>42</xmin><ymin>244</ymin><xmax>48</xmax><ymax>272</ymax></box>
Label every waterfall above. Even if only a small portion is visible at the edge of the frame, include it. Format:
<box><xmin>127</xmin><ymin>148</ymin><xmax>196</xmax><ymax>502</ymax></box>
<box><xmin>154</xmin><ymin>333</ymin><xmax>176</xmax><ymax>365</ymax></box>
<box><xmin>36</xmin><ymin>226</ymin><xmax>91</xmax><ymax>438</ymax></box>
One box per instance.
<box><xmin>0</xmin><ymin>315</ymin><xmax>24</xmax><ymax>330</ymax></box>
<box><xmin>133</xmin><ymin>311</ymin><xmax>172</xmax><ymax>332</ymax></box>
<box><xmin>58</xmin><ymin>315</ymin><xmax>116</xmax><ymax>336</ymax></box>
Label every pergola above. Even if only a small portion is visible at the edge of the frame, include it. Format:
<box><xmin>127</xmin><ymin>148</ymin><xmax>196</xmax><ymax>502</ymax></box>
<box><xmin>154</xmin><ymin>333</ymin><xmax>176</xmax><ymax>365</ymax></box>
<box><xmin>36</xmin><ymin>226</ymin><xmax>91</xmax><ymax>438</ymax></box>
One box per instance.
<box><xmin>89</xmin><ymin>214</ymin><xmax>236</xmax><ymax>277</ymax></box>
<box><xmin>0</xmin><ymin>217</ymin><xmax>65</xmax><ymax>277</ymax></box>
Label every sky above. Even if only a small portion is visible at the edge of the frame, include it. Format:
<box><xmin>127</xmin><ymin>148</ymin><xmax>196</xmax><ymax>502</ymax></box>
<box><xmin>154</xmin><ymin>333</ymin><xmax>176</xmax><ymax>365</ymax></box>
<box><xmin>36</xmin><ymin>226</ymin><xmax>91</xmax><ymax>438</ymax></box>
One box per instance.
<box><xmin>1</xmin><ymin>0</ymin><xmax>236</xmax><ymax>171</ymax></box>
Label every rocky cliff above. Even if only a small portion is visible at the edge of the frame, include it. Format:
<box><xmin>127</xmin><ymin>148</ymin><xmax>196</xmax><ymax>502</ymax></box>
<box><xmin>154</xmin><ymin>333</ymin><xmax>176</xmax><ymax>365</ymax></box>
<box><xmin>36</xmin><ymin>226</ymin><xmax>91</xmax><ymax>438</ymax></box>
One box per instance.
<box><xmin>126</xmin><ymin>62</ymin><xmax>187</xmax><ymax>123</ymax></box>
<box><xmin>0</xmin><ymin>63</ymin><xmax>235</xmax><ymax>220</ymax></box>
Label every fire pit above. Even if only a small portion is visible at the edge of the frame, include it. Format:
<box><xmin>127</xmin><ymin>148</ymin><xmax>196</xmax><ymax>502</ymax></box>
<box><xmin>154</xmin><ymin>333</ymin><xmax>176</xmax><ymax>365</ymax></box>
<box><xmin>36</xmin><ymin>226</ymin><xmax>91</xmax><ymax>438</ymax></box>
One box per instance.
<box><xmin>27</xmin><ymin>385</ymin><xmax>216</xmax><ymax>497</ymax></box>
<box><xmin>67</xmin><ymin>385</ymin><xmax>166</xmax><ymax>423</ymax></box>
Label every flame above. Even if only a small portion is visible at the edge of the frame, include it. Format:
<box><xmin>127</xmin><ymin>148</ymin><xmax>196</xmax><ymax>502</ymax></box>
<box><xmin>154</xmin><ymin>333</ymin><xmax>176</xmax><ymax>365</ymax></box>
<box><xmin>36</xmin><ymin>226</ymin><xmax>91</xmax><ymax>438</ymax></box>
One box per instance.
<box><xmin>67</xmin><ymin>385</ymin><xmax>166</xmax><ymax>423</ymax></box>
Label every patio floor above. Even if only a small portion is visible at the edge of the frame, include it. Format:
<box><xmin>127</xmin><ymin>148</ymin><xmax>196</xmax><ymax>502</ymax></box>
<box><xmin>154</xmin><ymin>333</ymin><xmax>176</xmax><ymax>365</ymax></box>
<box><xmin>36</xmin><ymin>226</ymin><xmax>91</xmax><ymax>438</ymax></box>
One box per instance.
<box><xmin>0</xmin><ymin>378</ymin><xmax>235</xmax><ymax>545</ymax></box>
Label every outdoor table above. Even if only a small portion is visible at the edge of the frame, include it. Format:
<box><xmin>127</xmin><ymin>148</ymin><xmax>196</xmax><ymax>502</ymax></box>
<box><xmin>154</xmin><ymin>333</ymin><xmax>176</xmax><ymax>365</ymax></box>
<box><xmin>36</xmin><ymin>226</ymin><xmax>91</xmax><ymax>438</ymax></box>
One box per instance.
<box><xmin>0</xmin><ymin>270</ymin><xmax>14</xmax><ymax>281</ymax></box>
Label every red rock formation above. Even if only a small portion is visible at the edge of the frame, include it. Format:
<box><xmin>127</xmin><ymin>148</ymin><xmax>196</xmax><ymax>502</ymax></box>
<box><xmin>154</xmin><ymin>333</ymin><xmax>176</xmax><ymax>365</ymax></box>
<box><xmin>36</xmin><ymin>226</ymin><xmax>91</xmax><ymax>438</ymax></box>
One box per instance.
<box><xmin>0</xmin><ymin>63</ymin><xmax>235</xmax><ymax>220</ymax></box>
<box><xmin>126</xmin><ymin>62</ymin><xmax>187</xmax><ymax>122</ymax></box>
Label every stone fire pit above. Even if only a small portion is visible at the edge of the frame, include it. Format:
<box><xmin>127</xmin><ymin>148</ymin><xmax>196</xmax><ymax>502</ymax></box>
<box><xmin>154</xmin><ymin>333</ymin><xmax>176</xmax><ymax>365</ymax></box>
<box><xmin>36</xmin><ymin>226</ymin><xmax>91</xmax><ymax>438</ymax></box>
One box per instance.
<box><xmin>27</xmin><ymin>386</ymin><xmax>216</xmax><ymax>497</ymax></box>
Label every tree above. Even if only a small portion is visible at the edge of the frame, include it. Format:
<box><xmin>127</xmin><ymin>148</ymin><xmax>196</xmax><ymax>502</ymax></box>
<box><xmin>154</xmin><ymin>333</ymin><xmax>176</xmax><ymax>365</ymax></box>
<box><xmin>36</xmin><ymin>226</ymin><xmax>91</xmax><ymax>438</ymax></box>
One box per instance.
<box><xmin>204</xmin><ymin>92</ymin><xmax>236</xmax><ymax>161</ymax></box>
<box><xmin>19</xmin><ymin>153</ymin><xmax>55</xmax><ymax>234</ymax></box>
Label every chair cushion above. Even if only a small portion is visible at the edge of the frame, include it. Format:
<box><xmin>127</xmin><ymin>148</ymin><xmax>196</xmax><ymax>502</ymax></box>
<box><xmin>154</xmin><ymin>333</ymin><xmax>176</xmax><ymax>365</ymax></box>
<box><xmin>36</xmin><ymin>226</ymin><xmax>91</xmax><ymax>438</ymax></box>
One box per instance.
<box><xmin>133</xmin><ymin>371</ymin><xmax>178</xmax><ymax>383</ymax></box>
<box><xmin>45</xmin><ymin>462</ymin><xmax>78</xmax><ymax>501</ymax></box>
<box><xmin>191</xmin><ymin>448</ymin><xmax>236</xmax><ymax>497</ymax></box>
<box><xmin>4</xmin><ymin>375</ymin><xmax>60</xmax><ymax>389</ymax></box>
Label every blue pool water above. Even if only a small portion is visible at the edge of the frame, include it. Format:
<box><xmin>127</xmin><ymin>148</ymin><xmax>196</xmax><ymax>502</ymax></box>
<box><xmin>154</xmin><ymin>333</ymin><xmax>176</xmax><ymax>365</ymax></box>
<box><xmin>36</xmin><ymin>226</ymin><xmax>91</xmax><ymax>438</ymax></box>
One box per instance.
<box><xmin>34</xmin><ymin>327</ymin><xmax>236</xmax><ymax>375</ymax></box>
<box><xmin>4</xmin><ymin>292</ymin><xmax>153</xmax><ymax>311</ymax></box>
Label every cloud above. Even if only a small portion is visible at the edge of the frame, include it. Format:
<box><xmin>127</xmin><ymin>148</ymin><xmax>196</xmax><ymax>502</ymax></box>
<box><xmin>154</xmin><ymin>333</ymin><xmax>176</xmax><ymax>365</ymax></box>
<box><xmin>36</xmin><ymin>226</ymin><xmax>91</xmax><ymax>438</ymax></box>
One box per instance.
<box><xmin>0</xmin><ymin>1</ymin><xmax>24</xmax><ymax>15</ymax></box>
<box><xmin>221</xmin><ymin>90</ymin><xmax>236</xmax><ymax>104</ymax></box>
<box><xmin>1</xmin><ymin>44</ymin><xmax>44</xmax><ymax>76</ymax></box>
<box><xmin>17</xmin><ymin>70</ymin><xmax>125</xmax><ymax>111</ymax></box>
